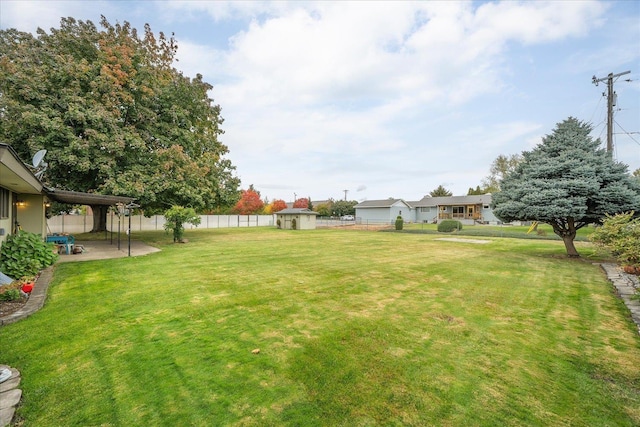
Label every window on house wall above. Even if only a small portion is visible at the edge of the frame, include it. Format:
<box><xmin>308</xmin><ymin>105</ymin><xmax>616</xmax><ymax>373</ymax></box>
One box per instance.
<box><xmin>452</xmin><ymin>206</ymin><xmax>464</xmax><ymax>214</ymax></box>
<box><xmin>484</xmin><ymin>205</ymin><xmax>490</xmax><ymax>209</ymax></box>
<box><xmin>0</xmin><ymin>188</ymin><xmax>9</xmax><ymax>219</ymax></box>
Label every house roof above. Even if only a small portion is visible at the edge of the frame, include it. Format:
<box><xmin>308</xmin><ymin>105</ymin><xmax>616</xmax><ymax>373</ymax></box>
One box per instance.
<box><xmin>410</xmin><ymin>194</ymin><xmax>493</xmax><ymax>207</ymax></box>
<box><xmin>276</xmin><ymin>208</ymin><xmax>319</xmax><ymax>215</ymax></box>
<box><xmin>1</xmin><ymin>143</ymin><xmax>136</xmax><ymax>206</ymax></box>
<box><xmin>44</xmin><ymin>188</ymin><xmax>135</xmax><ymax>206</ymax></box>
<box><xmin>355</xmin><ymin>199</ymin><xmax>411</xmax><ymax>209</ymax></box>
<box><xmin>0</xmin><ymin>143</ymin><xmax>43</xmax><ymax>195</ymax></box>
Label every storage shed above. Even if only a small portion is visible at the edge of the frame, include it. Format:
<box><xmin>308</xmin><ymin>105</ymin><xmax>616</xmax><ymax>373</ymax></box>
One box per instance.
<box><xmin>276</xmin><ymin>208</ymin><xmax>319</xmax><ymax>230</ymax></box>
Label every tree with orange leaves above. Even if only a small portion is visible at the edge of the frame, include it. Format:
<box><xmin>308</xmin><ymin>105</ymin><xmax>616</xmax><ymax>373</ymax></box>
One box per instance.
<box><xmin>233</xmin><ymin>186</ymin><xmax>264</xmax><ymax>215</ymax></box>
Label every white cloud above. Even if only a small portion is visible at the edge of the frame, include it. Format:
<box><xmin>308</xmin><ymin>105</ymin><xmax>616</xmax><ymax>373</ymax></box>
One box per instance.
<box><xmin>3</xmin><ymin>1</ymin><xmax>634</xmax><ymax>200</ymax></box>
<box><xmin>0</xmin><ymin>0</ymin><xmax>118</xmax><ymax>32</ymax></box>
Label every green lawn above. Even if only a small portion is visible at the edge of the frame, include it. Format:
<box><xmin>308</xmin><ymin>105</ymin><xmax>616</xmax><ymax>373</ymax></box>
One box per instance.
<box><xmin>401</xmin><ymin>222</ymin><xmax>595</xmax><ymax>241</ymax></box>
<box><xmin>1</xmin><ymin>228</ymin><xmax>639</xmax><ymax>426</ymax></box>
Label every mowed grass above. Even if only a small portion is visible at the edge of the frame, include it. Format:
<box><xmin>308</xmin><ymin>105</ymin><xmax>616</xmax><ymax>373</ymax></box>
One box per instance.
<box><xmin>1</xmin><ymin>228</ymin><xmax>639</xmax><ymax>426</ymax></box>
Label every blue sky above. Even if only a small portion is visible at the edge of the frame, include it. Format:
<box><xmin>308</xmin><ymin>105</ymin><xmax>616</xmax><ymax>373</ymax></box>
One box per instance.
<box><xmin>2</xmin><ymin>1</ymin><xmax>639</xmax><ymax>203</ymax></box>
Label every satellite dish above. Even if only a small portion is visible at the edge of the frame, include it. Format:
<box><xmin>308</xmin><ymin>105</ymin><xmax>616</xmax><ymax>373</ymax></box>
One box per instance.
<box><xmin>32</xmin><ymin>149</ymin><xmax>48</xmax><ymax>179</ymax></box>
<box><xmin>32</xmin><ymin>149</ymin><xmax>47</xmax><ymax>168</ymax></box>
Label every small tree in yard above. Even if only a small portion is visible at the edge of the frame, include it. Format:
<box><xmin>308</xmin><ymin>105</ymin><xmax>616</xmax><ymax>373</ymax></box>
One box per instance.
<box><xmin>492</xmin><ymin>117</ymin><xmax>640</xmax><ymax>257</ymax></box>
<box><xmin>164</xmin><ymin>206</ymin><xmax>201</xmax><ymax>242</ymax></box>
<box><xmin>233</xmin><ymin>187</ymin><xmax>264</xmax><ymax>215</ymax></box>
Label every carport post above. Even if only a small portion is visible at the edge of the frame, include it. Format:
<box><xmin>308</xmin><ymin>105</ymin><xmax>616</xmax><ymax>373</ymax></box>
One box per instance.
<box><xmin>126</xmin><ymin>202</ymin><xmax>140</xmax><ymax>257</ymax></box>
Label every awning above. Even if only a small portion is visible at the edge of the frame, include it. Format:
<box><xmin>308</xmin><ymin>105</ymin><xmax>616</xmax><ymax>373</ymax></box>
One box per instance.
<box><xmin>44</xmin><ymin>188</ymin><xmax>135</xmax><ymax>206</ymax></box>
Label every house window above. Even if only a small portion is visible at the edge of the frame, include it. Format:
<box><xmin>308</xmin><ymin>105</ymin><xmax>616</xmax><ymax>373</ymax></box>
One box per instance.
<box><xmin>452</xmin><ymin>206</ymin><xmax>464</xmax><ymax>214</ymax></box>
<box><xmin>0</xmin><ymin>188</ymin><xmax>9</xmax><ymax>219</ymax></box>
<box><xmin>484</xmin><ymin>205</ymin><xmax>490</xmax><ymax>209</ymax></box>
<box><xmin>421</xmin><ymin>207</ymin><xmax>431</xmax><ymax>212</ymax></box>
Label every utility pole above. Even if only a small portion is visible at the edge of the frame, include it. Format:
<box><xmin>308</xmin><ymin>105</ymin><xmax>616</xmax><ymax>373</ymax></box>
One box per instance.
<box><xmin>592</xmin><ymin>70</ymin><xmax>631</xmax><ymax>155</ymax></box>
<box><xmin>343</xmin><ymin>189</ymin><xmax>348</xmax><ymax>201</ymax></box>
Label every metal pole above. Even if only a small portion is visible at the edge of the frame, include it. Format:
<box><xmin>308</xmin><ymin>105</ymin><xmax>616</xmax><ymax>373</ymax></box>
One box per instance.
<box><xmin>110</xmin><ymin>209</ymin><xmax>113</xmax><ymax>245</ymax></box>
<box><xmin>128</xmin><ymin>212</ymin><xmax>131</xmax><ymax>257</ymax></box>
<box><xmin>607</xmin><ymin>75</ymin><xmax>614</xmax><ymax>154</ymax></box>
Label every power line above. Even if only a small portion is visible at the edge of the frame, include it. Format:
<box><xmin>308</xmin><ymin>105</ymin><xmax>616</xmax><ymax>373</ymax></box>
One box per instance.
<box><xmin>613</xmin><ymin>119</ymin><xmax>640</xmax><ymax>147</ymax></box>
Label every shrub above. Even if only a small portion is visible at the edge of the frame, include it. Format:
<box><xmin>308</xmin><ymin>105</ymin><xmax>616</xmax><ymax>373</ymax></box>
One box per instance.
<box><xmin>590</xmin><ymin>212</ymin><xmax>640</xmax><ymax>268</ymax></box>
<box><xmin>276</xmin><ymin>219</ymin><xmax>281</xmax><ymax>229</ymax></box>
<box><xmin>438</xmin><ymin>220</ymin><xmax>463</xmax><ymax>233</ymax></box>
<box><xmin>291</xmin><ymin>218</ymin><xmax>297</xmax><ymax>230</ymax></box>
<box><xmin>0</xmin><ymin>287</ymin><xmax>21</xmax><ymax>302</ymax></box>
<box><xmin>0</xmin><ymin>231</ymin><xmax>58</xmax><ymax>278</ymax></box>
<box><xmin>395</xmin><ymin>215</ymin><xmax>404</xmax><ymax>231</ymax></box>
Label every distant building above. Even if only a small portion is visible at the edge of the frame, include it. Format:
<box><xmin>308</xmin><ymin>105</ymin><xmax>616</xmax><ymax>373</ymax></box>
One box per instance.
<box><xmin>275</xmin><ymin>208</ymin><xmax>319</xmax><ymax>230</ymax></box>
<box><xmin>355</xmin><ymin>194</ymin><xmax>498</xmax><ymax>225</ymax></box>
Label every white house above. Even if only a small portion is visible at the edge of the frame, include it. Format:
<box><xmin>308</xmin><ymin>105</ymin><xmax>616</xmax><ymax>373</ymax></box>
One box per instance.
<box><xmin>355</xmin><ymin>194</ymin><xmax>499</xmax><ymax>225</ymax></box>
<box><xmin>0</xmin><ymin>143</ymin><xmax>48</xmax><ymax>244</ymax></box>
<box><xmin>352</xmin><ymin>199</ymin><xmax>412</xmax><ymax>224</ymax></box>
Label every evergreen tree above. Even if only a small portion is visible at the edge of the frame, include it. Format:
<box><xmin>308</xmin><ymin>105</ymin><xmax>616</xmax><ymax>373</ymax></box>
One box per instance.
<box><xmin>492</xmin><ymin>117</ymin><xmax>640</xmax><ymax>257</ymax></box>
<box><xmin>429</xmin><ymin>185</ymin><xmax>453</xmax><ymax>197</ymax></box>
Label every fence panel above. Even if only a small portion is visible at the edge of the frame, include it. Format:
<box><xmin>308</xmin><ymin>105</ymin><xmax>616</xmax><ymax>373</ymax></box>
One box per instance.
<box><xmin>47</xmin><ymin>214</ymin><xmax>275</xmax><ymax>234</ymax></box>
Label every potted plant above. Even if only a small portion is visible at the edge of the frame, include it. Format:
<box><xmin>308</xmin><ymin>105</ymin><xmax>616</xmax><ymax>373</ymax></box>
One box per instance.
<box><xmin>20</xmin><ymin>276</ymin><xmax>35</xmax><ymax>294</ymax></box>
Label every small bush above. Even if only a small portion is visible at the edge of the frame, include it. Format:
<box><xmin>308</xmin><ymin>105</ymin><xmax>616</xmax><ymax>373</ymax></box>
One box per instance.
<box><xmin>276</xmin><ymin>219</ymin><xmax>281</xmax><ymax>229</ymax></box>
<box><xmin>395</xmin><ymin>215</ymin><xmax>404</xmax><ymax>231</ymax></box>
<box><xmin>0</xmin><ymin>287</ymin><xmax>21</xmax><ymax>302</ymax></box>
<box><xmin>590</xmin><ymin>212</ymin><xmax>640</xmax><ymax>267</ymax></box>
<box><xmin>438</xmin><ymin>220</ymin><xmax>463</xmax><ymax>233</ymax></box>
<box><xmin>0</xmin><ymin>231</ymin><xmax>58</xmax><ymax>278</ymax></box>
<box><xmin>291</xmin><ymin>218</ymin><xmax>297</xmax><ymax>230</ymax></box>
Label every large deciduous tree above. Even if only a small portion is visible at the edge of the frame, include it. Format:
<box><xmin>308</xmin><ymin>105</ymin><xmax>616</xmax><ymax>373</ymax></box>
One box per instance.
<box><xmin>482</xmin><ymin>154</ymin><xmax>523</xmax><ymax>193</ymax></box>
<box><xmin>264</xmin><ymin>199</ymin><xmax>287</xmax><ymax>214</ymax></box>
<box><xmin>491</xmin><ymin>117</ymin><xmax>640</xmax><ymax>257</ymax></box>
<box><xmin>0</xmin><ymin>17</ymin><xmax>239</xmax><ymax>231</ymax></box>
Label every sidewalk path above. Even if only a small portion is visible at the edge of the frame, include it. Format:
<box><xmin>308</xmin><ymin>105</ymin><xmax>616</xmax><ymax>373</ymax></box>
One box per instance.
<box><xmin>57</xmin><ymin>239</ymin><xmax>161</xmax><ymax>262</ymax></box>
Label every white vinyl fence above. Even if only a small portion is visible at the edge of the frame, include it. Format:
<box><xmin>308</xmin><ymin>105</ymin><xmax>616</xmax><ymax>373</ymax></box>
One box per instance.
<box><xmin>47</xmin><ymin>213</ymin><xmax>276</xmax><ymax>234</ymax></box>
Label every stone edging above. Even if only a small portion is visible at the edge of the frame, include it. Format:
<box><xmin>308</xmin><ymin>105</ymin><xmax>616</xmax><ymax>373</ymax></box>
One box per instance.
<box><xmin>0</xmin><ymin>365</ymin><xmax>21</xmax><ymax>427</ymax></box>
<box><xmin>600</xmin><ymin>263</ymin><xmax>640</xmax><ymax>335</ymax></box>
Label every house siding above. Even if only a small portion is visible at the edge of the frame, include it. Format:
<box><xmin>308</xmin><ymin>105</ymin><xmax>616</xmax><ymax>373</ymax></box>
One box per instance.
<box><xmin>356</xmin><ymin>200</ymin><xmax>411</xmax><ymax>224</ymax></box>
